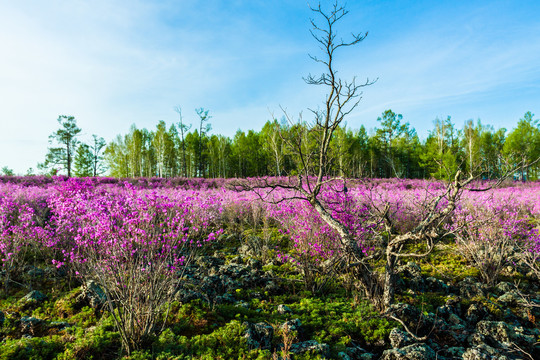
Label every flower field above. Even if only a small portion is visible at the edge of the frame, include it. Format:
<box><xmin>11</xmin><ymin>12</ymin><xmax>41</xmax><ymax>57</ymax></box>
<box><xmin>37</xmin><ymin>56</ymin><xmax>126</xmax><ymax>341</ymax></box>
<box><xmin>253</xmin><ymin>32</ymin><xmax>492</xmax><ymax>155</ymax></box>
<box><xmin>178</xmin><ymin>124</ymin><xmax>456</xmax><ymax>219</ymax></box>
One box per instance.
<box><xmin>0</xmin><ymin>176</ymin><xmax>539</xmax><ymax>359</ymax></box>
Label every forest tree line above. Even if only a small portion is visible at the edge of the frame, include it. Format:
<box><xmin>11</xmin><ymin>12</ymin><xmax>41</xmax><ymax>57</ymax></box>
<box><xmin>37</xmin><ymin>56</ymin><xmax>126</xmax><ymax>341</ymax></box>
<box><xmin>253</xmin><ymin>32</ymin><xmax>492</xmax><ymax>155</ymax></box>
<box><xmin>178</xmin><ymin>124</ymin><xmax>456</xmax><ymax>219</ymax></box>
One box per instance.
<box><xmin>102</xmin><ymin>109</ymin><xmax>540</xmax><ymax>180</ymax></box>
<box><xmin>3</xmin><ymin>109</ymin><xmax>537</xmax><ymax>180</ymax></box>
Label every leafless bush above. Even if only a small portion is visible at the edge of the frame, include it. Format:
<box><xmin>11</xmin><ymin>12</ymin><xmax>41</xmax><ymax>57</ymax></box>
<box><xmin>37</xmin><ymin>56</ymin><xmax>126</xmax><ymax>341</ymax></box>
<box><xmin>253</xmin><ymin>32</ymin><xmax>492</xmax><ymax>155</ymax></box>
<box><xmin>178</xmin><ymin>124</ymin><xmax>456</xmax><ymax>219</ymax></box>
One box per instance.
<box><xmin>516</xmin><ymin>238</ymin><xmax>540</xmax><ymax>281</ymax></box>
<box><xmin>272</xmin><ymin>322</ymin><xmax>297</xmax><ymax>360</ymax></box>
<box><xmin>456</xmin><ymin>233</ymin><xmax>515</xmax><ymax>285</ymax></box>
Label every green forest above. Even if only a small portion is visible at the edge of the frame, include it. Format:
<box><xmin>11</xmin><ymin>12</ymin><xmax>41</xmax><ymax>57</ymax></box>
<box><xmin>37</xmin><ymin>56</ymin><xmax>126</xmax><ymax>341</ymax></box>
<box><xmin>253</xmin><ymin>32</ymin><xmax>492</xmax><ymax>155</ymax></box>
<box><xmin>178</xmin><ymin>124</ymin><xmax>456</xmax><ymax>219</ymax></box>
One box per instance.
<box><xmin>8</xmin><ymin>109</ymin><xmax>537</xmax><ymax>181</ymax></box>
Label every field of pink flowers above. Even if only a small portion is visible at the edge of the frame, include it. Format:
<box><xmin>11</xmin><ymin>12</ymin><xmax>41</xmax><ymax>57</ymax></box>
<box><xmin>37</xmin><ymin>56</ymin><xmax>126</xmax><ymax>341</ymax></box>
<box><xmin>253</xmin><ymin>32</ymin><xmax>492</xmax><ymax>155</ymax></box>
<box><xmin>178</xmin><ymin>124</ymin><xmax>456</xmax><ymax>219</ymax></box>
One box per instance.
<box><xmin>1</xmin><ymin>176</ymin><xmax>539</xmax><ymax>358</ymax></box>
<box><xmin>1</xmin><ymin>177</ymin><xmax>539</xmax><ymax>288</ymax></box>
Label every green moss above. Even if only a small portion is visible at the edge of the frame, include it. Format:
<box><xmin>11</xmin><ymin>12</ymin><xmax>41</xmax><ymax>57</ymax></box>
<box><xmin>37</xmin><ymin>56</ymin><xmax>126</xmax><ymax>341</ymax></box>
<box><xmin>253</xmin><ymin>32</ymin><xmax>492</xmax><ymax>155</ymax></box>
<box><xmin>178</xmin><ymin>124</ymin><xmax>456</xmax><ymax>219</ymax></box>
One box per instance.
<box><xmin>289</xmin><ymin>297</ymin><xmax>394</xmax><ymax>347</ymax></box>
<box><xmin>154</xmin><ymin>320</ymin><xmax>271</xmax><ymax>359</ymax></box>
<box><xmin>58</xmin><ymin>316</ymin><xmax>120</xmax><ymax>360</ymax></box>
<box><xmin>69</xmin><ymin>306</ymin><xmax>99</xmax><ymax>328</ymax></box>
<box><xmin>421</xmin><ymin>244</ymin><xmax>480</xmax><ymax>282</ymax></box>
<box><xmin>0</xmin><ymin>336</ymin><xmax>64</xmax><ymax>360</ymax></box>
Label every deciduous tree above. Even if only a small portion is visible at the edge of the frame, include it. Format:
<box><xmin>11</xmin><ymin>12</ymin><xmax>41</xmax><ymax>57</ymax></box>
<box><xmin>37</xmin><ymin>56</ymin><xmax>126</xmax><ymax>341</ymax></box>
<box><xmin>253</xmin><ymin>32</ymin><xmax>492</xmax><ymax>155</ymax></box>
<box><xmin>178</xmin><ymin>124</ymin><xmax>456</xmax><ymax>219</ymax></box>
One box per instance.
<box><xmin>503</xmin><ymin>111</ymin><xmax>540</xmax><ymax>180</ymax></box>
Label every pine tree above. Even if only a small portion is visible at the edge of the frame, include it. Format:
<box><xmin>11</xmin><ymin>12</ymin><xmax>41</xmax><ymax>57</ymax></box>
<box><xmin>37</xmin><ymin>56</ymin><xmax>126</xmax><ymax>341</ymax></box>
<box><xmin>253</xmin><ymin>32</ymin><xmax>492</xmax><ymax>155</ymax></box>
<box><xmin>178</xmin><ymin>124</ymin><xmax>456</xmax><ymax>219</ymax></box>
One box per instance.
<box><xmin>39</xmin><ymin>115</ymin><xmax>81</xmax><ymax>177</ymax></box>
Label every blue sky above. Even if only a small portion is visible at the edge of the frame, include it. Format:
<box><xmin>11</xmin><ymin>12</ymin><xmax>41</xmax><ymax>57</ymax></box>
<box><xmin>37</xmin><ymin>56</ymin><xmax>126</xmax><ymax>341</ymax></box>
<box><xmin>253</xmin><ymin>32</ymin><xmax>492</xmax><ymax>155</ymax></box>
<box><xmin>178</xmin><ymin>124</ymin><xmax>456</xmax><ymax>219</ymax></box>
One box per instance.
<box><xmin>1</xmin><ymin>0</ymin><xmax>539</xmax><ymax>174</ymax></box>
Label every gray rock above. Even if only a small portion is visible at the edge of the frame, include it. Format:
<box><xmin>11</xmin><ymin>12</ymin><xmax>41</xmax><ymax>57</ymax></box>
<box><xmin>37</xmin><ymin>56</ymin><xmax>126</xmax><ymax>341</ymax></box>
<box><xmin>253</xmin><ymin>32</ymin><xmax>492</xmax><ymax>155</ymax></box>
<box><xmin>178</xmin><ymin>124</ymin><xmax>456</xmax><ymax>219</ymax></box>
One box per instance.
<box><xmin>195</xmin><ymin>256</ymin><xmax>224</xmax><ymax>270</ymax></box>
<box><xmin>235</xmin><ymin>301</ymin><xmax>250</xmax><ymax>309</ymax></box>
<box><xmin>462</xmin><ymin>344</ymin><xmax>505</xmax><ymax>360</ymax></box>
<box><xmin>216</xmin><ymin>293</ymin><xmax>236</xmax><ymax>304</ymax></box>
<box><xmin>468</xmin><ymin>321</ymin><xmax>539</xmax><ymax>357</ymax></box>
<box><xmin>503</xmin><ymin>308</ymin><xmax>520</xmax><ymax>325</ymax></box>
<box><xmin>494</xmin><ymin>281</ymin><xmax>514</xmax><ymax>295</ymax></box>
<box><xmin>437</xmin><ymin>296</ymin><xmax>462</xmax><ymax>319</ymax></box>
<box><xmin>220</xmin><ymin>263</ymin><xmax>250</xmax><ymax>278</ymax></box>
<box><xmin>359</xmin><ymin>354</ymin><xmax>377</xmax><ymax>360</ymax></box>
<box><xmin>387</xmin><ymin>303</ymin><xmax>433</xmax><ymax>335</ymax></box>
<box><xmin>398</xmin><ymin>262</ymin><xmax>425</xmax><ymax>291</ymax></box>
<box><xmin>443</xmin><ymin>347</ymin><xmax>465</xmax><ymax>358</ymax></box>
<box><xmin>339</xmin><ymin>350</ymin><xmax>376</xmax><ymax>360</ymax></box>
<box><xmin>497</xmin><ymin>291</ymin><xmax>518</xmax><ymax>307</ymax></box>
<box><xmin>344</xmin><ymin>344</ymin><xmax>376</xmax><ymax>360</ymax></box>
<box><xmin>513</xmin><ymin>325</ymin><xmax>538</xmax><ymax>347</ymax></box>
<box><xmin>458</xmin><ymin>277</ymin><xmax>486</xmax><ymax>298</ymax></box>
<box><xmin>243</xmin><ymin>322</ymin><xmax>273</xmax><ymax>350</ymax></box>
<box><xmin>25</xmin><ymin>266</ymin><xmax>44</xmax><ymax>278</ymax></box>
<box><xmin>175</xmin><ymin>289</ymin><xmax>204</xmax><ymax>303</ymax></box>
<box><xmin>277</xmin><ymin>304</ymin><xmax>292</xmax><ymax>315</ymax></box>
<box><xmin>20</xmin><ymin>316</ymin><xmax>43</xmax><ymax>333</ymax></box>
<box><xmin>448</xmin><ymin>313</ymin><xmax>463</xmax><ymax>325</ymax></box>
<box><xmin>200</xmin><ymin>274</ymin><xmax>241</xmax><ymax>297</ymax></box>
<box><xmin>389</xmin><ymin>328</ymin><xmax>415</xmax><ymax>348</ymax></box>
<box><xmin>79</xmin><ymin>280</ymin><xmax>107</xmax><ymax>308</ymax></box>
<box><xmin>436</xmin><ymin>304</ymin><xmax>456</xmax><ymax>319</ymax></box>
<box><xmin>475</xmin><ymin>321</ymin><xmax>515</xmax><ymax>345</ymax></box>
<box><xmin>23</xmin><ymin>290</ymin><xmax>47</xmax><ymax>303</ymax></box>
<box><xmin>289</xmin><ymin>340</ymin><xmax>329</xmax><ymax>357</ymax></box>
<box><xmin>48</xmin><ymin>321</ymin><xmax>71</xmax><ymax>330</ymax></box>
<box><xmin>399</xmin><ymin>262</ymin><xmax>422</xmax><ymax>278</ymax></box>
<box><xmin>466</xmin><ymin>303</ymin><xmax>489</xmax><ymax>324</ymax></box>
<box><xmin>448</xmin><ymin>324</ymin><xmax>470</xmax><ymax>344</ymax></box>
<box><xmin>281</xmin><ymin>318</ymin><xmax>301</xmax><ymax>332</ymax></box>
<box><xmin>462</xmin><ymin>347</ymin><xmax>492</xmax><ymax>360</ymax></box>
<box><xmin>425</xmin><ymin>277</ymin><xmax>449</xmax><ymax>293</ymax></box>
<box><xmin>380</xmin><ymin>343</ymin><xmax>437</xmax><ymax>360</ymax></box>
<box><xmin>468</xmin><ymin>332</ymin><xmax>487</xmax><ymax>346</ymax></box>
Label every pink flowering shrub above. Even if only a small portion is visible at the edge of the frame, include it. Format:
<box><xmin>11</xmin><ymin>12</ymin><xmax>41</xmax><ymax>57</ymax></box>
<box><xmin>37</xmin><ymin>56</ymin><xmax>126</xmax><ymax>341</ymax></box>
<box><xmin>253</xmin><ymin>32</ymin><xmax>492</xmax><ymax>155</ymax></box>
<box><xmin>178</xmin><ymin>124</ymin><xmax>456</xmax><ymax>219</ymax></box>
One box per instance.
<box><xmin>263</xmin><ymin>180</ymin><xmax>455</xmax><ymax>293</ymax></box>
<box><xmin>261</xmin><ymin>184</ymin><xmax>374</xmax><ymax>293</ymax></box>
<box><xmin>0</xmin><ymin>186</ymin><xmax>49</xmax><ymax>290</ymax></box>
<box><xmin>46</xmin><ymin>179</ymin><xmax>223</xmax><ymax>353</ymax></box>
<box><xmin>451</xmin><ymin>186</ymin><xmax>540</xmax><ymax>284</ymax></box>
<box><xmin>1</xmin><ymin>176</ymin><xmax>540</xmax><ymax>346</ymax></box>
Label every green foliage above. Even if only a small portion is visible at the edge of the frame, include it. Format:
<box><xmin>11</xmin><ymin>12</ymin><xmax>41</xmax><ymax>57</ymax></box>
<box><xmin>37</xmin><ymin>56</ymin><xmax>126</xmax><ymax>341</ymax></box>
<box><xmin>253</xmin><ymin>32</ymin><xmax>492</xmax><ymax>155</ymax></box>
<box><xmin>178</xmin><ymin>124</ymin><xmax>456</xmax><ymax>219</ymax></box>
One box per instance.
<box><xmin>0</xmin><ymin>336</ymin><xmax>64</xmax><ymax>360</ymax></box>
<box><xmin>92</xmin><ymin>107</ymin><xmax>540</xmax><ymax>180</ymax></box>
<box><xmin>153</xmin><ymin>320</ymin><xmax>271</xmax><ymax>359</ymax></box>
<box><xmin>52</xmin><ymin>288</ymin><xmax>85</xmax><ymax>319</ymax></box>
<box><xmin>69</xmin><ymin>306</ymin><xmax>99</xmax><ymax>328</ymax></box>
<box><xmin>74</xmin><ymin>143</ymin><xmax>94</xmax><ymax>177</ymax></box>
<box><xmin>58</xmin><ymin>315</ymin><xmax>120</xmax><ymax>360</ymax></box>
<box><xmin>39</xmin><ymin>115</ymin><xmax>82</xmax><ymax>177</ymax></box>
<box><xmin>1</xmin><ymin>166</ymin><xmax>15</xmax><ymax>176</ymax></box>
<box><xmin>503</xmin><ymin>111</ymin><xmax>540</xmax><ymax>180</ymax></box>
<box><xmin>421</xmin><ymin>244</ymin><xmax>480</xmax><ymax>282</ymax></box>
<box><xmin>289</xmin><ymin>297</ymin><xmax>393</xmax><ymax>346</ymax></box>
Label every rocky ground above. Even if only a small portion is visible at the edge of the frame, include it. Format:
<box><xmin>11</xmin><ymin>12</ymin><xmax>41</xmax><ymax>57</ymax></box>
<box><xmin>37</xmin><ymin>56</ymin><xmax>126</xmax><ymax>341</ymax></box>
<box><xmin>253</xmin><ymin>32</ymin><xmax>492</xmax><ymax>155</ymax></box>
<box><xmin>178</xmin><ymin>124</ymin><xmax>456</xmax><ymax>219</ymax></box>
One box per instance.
<box><xmin>1</xmin><ymin>235</ymin><xmax>539</xmax><ymax>359</ymax></box>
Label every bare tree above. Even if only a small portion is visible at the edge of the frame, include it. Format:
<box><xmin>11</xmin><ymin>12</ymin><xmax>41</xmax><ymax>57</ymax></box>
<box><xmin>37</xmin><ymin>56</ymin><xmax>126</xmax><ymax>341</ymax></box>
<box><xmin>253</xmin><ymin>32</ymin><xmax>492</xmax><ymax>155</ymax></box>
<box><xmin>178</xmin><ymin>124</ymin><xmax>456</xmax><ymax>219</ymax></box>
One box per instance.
<box><xmin>241</xmin><ymin>2</ymin><xmax>528</xmax><ymax>313</ymax></box>
<box><xmin>174</xmin><ymin>106</ymin><xmax>191</xmax><ymax>177</ymax></box>
<box><xmin>244</xmin><ymin>1</ymin><xmax>385</xmax><ymax>303</ymax></box>
<box><xmin>195</xmin><ymin>108</ymin><xmax>212</xmax><ymax>177</ymax></box>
